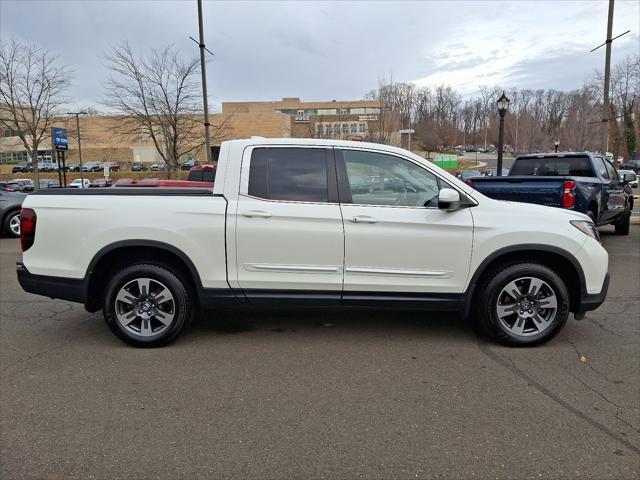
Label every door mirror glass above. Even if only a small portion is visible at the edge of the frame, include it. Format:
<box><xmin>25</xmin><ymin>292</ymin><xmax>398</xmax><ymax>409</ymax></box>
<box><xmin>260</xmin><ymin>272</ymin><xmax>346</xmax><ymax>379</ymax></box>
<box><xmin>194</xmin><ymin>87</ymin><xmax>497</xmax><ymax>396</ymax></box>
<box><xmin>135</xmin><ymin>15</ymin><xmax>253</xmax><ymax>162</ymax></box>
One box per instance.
<box><xmin>438</xmin><ymin>188</ymin><xmax>461</xmax><ymax>211</ymax></box>
<box><xmin>623</xmin><ymin>172</ymin><xmax>636</xmax><ymax>183</ymax></box>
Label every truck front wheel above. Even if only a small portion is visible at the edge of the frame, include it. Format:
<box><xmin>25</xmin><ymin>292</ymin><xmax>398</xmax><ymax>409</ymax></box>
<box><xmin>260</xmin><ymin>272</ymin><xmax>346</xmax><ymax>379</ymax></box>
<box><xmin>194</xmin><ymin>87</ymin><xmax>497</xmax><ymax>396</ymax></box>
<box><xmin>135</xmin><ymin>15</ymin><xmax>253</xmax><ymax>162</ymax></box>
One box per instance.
<box><xmin>476</xmin><ymin>262</ymin><xmax>570</xmax><ymax>346</ymax></box>
<box><xmin>103</xmin><ymin>264</ymin><xmax>192</xmax><ymax>347</ymax></box>
<box><xmin>614</xmin><ymin>204</ymin><xmax>631</xmax><ymax>235</ymax></box>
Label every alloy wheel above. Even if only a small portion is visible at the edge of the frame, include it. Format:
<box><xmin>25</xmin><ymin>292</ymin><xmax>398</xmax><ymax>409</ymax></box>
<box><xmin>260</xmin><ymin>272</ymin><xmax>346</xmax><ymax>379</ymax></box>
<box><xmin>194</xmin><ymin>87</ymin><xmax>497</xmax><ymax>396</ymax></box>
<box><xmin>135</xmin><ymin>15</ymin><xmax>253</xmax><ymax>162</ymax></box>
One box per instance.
<box><xmin>114</xmin><ymin>277</ymin><xmax>175</xmax><ymax>337</ymax></box>
<box><xmin>9</xmin><ymin>213</ymin><xmax>20</xmax><ymax>236</ymax></box>
<box><xmin>495</xmin><ymin>276</ymin><xmax>558</xmax><ymax>337</ymax></box>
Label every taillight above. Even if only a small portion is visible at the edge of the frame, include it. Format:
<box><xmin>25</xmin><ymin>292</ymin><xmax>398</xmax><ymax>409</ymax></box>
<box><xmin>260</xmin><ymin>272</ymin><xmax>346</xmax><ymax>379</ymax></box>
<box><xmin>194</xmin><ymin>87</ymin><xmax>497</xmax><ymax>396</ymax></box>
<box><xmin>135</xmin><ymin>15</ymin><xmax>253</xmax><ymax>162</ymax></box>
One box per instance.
<box><xmin>562</xmin><ymin>180</ymin><xmax>576</xmax><ymax>208</ymax></box>
<box><xmin>20</xmin><ymin>208</ymin><xmax>36</xmax><ymax>252</ymax></box>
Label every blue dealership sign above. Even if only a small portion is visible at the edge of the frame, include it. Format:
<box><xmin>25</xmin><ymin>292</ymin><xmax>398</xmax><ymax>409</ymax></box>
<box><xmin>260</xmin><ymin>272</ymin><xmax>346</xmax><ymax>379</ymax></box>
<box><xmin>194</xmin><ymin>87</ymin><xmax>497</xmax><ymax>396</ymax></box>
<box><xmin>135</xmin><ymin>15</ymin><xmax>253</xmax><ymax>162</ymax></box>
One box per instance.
<box><xmin>52</xmin><ymin>127</ymin><xmax>68</xmax><ymax>150</ymax></box>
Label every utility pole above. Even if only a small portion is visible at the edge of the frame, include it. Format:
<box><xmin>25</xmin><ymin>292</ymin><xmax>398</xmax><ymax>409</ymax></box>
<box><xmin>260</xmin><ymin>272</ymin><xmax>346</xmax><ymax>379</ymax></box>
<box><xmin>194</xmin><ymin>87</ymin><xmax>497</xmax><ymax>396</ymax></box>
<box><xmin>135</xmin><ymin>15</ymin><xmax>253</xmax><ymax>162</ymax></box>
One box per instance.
<box><xmin>602</xmin><ymin>0</ymin><xmax>614</xmax><ymax>156</ymax></box>
<box><xmin>66</xmin><ymin>112</ymin><xmax>88</xmax><ymax>187</ymax></box>
<box><xmin>197</xmin><ymin>0</ymin><xmax>212</xmax><ymax>164</ymax></box>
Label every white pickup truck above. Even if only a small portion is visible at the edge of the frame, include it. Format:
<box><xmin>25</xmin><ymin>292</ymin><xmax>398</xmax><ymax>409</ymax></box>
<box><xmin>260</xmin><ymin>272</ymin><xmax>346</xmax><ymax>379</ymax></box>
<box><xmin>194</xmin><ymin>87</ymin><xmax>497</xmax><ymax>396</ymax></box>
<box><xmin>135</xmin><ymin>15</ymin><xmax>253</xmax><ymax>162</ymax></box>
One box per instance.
<box><xmin>17</xmin><ymin>138</ymin><xmax>609</xmax><ymax>347</ymax></box>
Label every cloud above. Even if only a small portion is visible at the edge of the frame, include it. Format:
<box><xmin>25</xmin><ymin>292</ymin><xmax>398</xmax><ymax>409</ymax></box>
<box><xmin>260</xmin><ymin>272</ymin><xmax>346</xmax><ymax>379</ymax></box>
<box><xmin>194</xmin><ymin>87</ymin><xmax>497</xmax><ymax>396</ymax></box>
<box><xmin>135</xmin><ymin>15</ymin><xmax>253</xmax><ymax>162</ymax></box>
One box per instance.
<box><xmin>1</xmin><ymin>0</ymin><xmax>638</xmax><ymax>107</ymax></box>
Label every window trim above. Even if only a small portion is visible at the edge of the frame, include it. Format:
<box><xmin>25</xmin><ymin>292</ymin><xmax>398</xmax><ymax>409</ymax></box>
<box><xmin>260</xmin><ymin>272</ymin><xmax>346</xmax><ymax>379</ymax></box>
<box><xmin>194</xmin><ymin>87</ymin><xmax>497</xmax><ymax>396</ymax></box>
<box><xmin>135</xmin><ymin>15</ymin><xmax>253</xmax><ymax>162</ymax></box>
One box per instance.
<box><xmin>239</xmin><ymin>145</ymin><xmax>339</xmax><ymax>205</ymax></box>
<box><xmin>335</xmin><ymin>147</ymin><xmax>472</xmax><ymax>209</ymax></box>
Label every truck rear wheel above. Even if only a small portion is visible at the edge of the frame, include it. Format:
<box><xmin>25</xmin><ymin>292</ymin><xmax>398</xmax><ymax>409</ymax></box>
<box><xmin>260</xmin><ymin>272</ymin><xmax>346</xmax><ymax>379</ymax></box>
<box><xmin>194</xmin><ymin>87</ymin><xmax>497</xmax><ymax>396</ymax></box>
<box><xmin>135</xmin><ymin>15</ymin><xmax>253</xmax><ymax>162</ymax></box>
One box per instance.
<box><xmin>2</xmin><ymin>210</ymin><xmax>21</xmax><ymax>238</ymax></box>
<box><xmin>103</xmin><ymin>264</ymin><xmax>192</xmax><ymax>347</ymax></box>
<box><xmin>476</xmin><ymin>262</ymin><xmax>570</xmax><ymax>346</ymax></box>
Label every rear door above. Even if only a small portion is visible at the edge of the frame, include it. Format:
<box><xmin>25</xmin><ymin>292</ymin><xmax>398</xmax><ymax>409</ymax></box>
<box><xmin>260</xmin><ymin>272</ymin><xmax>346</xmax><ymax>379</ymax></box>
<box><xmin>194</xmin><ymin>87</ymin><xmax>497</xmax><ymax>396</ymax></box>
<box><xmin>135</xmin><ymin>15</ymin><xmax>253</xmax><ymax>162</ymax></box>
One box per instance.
<box><xmin>234</xmin><ymin>146</ymin><xmax>344</xmax><ymax>300</ymax></box>
<box><xmin>594</xmin><ymin>157</ymin><xmax>626</xmax><ymax>223</ymax></box>
<box><xmin>336</xmin><ymin>148</ymin><xmax>473</xmax><ymax>297</ymax></box>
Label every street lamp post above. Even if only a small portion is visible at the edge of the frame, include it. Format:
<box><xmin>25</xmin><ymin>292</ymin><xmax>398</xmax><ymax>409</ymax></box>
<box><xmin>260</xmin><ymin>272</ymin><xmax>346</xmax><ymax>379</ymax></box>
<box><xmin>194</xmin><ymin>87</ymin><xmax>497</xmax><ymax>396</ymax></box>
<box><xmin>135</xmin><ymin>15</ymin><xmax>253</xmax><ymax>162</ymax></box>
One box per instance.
<box><xmin>554</xmin><ymin>139</ymin><xmax>560</xmax><ymax>153</ymax></box>
<box><xmin>66</xmin><ymin>111</ymin><xmax>88</xmax><ymax>187</ymax></box>
<box><xmin>496</xmin><ymin>92</ymin><xmax>510</xmax><ymax>177</ymax></box>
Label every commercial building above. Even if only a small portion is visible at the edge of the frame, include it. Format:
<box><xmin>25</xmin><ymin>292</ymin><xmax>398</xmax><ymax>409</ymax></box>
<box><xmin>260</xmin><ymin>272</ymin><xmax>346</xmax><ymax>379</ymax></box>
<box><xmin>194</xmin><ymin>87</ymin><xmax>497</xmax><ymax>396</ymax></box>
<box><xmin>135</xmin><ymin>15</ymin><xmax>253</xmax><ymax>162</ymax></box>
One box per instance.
<box><xmin>1</xmin><ymin>97</ymin><xmax>401</xmax><ymax>167</ymax></box>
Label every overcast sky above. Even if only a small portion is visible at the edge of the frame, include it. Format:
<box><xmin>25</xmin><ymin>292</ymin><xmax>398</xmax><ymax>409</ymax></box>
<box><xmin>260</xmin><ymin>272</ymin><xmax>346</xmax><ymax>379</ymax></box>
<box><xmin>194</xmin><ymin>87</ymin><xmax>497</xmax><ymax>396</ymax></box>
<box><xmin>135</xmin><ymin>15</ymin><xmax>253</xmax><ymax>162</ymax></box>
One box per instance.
<box><xmin>1</xmin><ymin>0</ymin><xmax>638</xmax><ymax>111</ymax></box>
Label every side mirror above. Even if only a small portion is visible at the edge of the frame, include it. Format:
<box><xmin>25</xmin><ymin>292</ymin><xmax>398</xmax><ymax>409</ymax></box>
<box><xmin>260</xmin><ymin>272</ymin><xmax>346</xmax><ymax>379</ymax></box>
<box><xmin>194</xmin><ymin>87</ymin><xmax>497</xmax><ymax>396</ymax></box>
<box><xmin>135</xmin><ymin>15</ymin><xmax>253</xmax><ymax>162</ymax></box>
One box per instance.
<box><xmin>623</xmin><ymin>172</ymin><xmax>636</xmax><ymax>183</ymax></box>
<box><xmin>438</xmin><ymin>188</ymin><xmax>462</xmax><ymax>211</ymax></box>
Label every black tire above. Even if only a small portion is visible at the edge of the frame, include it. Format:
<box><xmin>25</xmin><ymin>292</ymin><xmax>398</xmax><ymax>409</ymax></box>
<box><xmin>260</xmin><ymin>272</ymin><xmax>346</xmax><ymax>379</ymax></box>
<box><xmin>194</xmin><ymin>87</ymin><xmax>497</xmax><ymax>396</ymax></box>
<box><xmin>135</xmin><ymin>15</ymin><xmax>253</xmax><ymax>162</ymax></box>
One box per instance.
<box><xmin>2</xmin><ymin>210</ymin><xmax>21</xmax><ymax>238</ymax></box>
<box><xmin>614</xmin><ymin>205</ymin><xmax>631</xmax><ymax>235</ymax></box>
<box><xmin>476</xmin><ymin>262</ymin><xmax>570</xmax><ymax>347</ymax></box>
<box><xmin>103</xmin><ymin>263</ymin><xmax>192</xmax><ymax>347</ymax></box>
<box><xmin>586</xmin><ymin>210</ymin><xmax>596</xmax><ymax>223</ymax></box>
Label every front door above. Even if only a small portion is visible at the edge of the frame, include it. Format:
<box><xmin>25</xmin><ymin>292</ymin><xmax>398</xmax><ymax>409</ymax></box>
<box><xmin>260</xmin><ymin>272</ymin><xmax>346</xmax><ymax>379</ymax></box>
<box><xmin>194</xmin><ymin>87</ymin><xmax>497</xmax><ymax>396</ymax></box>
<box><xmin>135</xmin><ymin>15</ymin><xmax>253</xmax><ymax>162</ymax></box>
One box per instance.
<box><xmin>234</xmin><ymin>146</ymin><xmax>344</xmax><ymax>300</ymax></box>
<box><xmin>336</xmin><ymin>148</ymin><xmax>474</xmax><ymax>295</ymax></box>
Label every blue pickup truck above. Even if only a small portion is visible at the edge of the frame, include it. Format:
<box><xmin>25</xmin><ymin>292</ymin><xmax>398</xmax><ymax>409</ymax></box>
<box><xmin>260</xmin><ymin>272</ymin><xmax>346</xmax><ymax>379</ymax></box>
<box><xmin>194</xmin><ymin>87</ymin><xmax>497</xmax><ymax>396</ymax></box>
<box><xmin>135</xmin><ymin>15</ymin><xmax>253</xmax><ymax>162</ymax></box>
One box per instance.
<box><xmin>469</xmin><ymin>152</ymin><xmax>634</xmax><ymax>235</ymax></box>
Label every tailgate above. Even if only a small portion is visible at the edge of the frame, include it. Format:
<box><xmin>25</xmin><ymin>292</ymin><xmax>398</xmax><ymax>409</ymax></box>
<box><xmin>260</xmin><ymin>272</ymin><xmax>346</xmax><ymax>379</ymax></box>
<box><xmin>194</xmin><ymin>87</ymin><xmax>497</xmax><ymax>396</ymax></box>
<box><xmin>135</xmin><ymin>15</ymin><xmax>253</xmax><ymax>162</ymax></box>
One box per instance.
<box><xmin>471</xmin><ymin>176</ymin><xmax>565</xmax><ymax>207</ymax></box>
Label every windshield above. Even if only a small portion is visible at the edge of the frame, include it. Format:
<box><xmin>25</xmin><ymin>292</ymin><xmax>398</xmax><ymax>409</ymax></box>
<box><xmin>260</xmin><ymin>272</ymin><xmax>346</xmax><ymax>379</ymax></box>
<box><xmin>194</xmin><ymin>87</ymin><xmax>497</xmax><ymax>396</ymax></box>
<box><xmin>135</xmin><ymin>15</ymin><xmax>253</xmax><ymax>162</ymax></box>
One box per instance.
<box><xmin>510</xmin><ymin>156</ymin><xmax>594</xmax><ymax>177</ymax></box>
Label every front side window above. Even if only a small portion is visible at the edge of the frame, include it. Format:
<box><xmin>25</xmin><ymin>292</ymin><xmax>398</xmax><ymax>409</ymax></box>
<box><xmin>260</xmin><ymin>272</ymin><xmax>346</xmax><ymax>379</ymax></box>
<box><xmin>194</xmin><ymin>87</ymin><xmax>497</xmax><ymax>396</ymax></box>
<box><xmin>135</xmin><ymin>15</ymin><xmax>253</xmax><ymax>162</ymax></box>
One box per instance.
<box><xmin>248</xmin><ymin>148</ymin><xmax>329</xmax><ymax>202</ymax></box>
<box><xmin>604</xmin><ymin>160</ymin><xmax>618</xmax><ymax>180</ymax></box>
<box><xmin>595</xmin><ymin>158</ymin><xmax>609</xmax><ymax>179</ymax></box>
<box><xmin>342</xmin><ymin>150</ymin><xmax>441</xmax><ymax>207</ymax></box>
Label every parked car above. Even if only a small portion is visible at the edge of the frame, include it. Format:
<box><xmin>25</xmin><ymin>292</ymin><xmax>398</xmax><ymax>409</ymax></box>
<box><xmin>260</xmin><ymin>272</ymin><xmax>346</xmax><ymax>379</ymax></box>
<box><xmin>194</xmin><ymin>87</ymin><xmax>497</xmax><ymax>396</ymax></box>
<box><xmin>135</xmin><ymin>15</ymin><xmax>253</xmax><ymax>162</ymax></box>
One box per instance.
<box><xmin>89</xmin><ymin>178</ymin><xmax>113</xmax><ymax>188</ymax></box>
<box><xmin>621</xmin><ymin>159</ymin><xmax>640</xmax><ymax>173</ymax></box>
<box><xmin>470</xmin><ymin>152</ymin><xmax>634</xmax><ymax>234</ymax></box>
<box><xmin>82</xmin><ymin>162</ymin><xmax>102</xmax><ymax>172</ymax></box>
<box><xmin>66</xmin><ymin>163</ymin><xmax>81</xmax><ymax>172</ymax></box>
<box><xmin>150</xmin><ymin>162</ymin><xmax>166</xmax><ymax>171</ymax></box>
<box><xmin>131</xmin><ymin>162</ymin><xmax>148</xmax><ymax>172</ymax></box>
<box><xmin>102</xmin><ymin>162</ymin><xmax>120</xmax><ymax>172</ymax></box>
<box><xmin>0</xmin><ymin>188</ymin><xmax>26</xmax><ymax>237</ymax></box>
<box><xmin>186</xmin><ymin>164</ymin><xmax>216</xmax><ymax>182</ymax></box>
<box><xmin>481</xmin><ymin>168</ymin><xmax>510</xmax><ymax>177</ymax></box>
<box><xmin>39</xmin><ymin>179</ymin><xmax>60</xmax><ymax>189</ymax></box>
<box><xmin>456</xmin><ymin>170</ymin><xmax>482</xmax><ymax>182</ymax></box>
<box><xmin>69</xmin><ymin>178</ymin><xmax>91</xmax><ymax>188</ymax></box>
<box><xmin>17</xmin><ymin>139</ymin><xmax>609</xmax><ymax>348</ymax></box>
<box><xmin>37</xmin><ymin>161</ymin><xmax>58</xmax><ymax>172</ymax></box>
<box><xmin>618</xmin><ymin>169</ymin><xmax>638</xmax><ymax>188</ymax></box>
<box><xmin>181</xmin><ymin>159</ymin><xmax>200</xmax><ymax>171</ymax></box>
<box><xmin>0</xmin><ymin>179</ymin><xmax>33</xmax><ymax>192</ymax></box>
<box><xmin>12</xmin><ymin>162</ymin><xmax>33</xmax><ymax>173</ymax></box>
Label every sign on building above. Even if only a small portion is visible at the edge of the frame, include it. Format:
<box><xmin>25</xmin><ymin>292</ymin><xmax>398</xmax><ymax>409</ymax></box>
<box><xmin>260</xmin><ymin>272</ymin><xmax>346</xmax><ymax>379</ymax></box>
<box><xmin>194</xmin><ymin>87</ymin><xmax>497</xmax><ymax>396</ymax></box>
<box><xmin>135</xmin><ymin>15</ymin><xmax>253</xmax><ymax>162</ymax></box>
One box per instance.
<box><xmin>51</xmin><ymin>127</ymin><xmax>68</xmax><ymax>150</ymax></box>
<box><xmin>294</xmin><ymin>110</ymin><xmax>310</xmax><ymax>122</ymax></box>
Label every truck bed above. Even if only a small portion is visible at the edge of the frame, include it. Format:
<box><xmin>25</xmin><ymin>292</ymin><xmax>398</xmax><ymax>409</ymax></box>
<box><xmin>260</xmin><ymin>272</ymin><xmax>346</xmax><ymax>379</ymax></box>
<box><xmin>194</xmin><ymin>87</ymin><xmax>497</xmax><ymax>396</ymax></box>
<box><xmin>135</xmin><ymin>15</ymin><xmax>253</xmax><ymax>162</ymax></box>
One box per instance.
<box><xmin>470</xmin><ymin>176</ymin><xmax>567</xmax><ymax>208</ymax></box>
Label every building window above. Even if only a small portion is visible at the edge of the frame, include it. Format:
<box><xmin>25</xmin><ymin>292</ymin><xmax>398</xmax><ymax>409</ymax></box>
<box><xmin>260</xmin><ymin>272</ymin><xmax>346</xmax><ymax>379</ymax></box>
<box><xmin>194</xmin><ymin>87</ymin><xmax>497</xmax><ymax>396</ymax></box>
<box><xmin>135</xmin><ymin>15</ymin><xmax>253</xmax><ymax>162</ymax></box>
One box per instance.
<box><xmin>350</xmin><ymin>124</ymin><xmax>357</xmax><ymax>133</ymax></box>
<box><xmin>351</xmin><ymin>108</ymin><xmax>365</xmax><ymax>115</ymax></box>
<box><xmin>333</xmin><ymin>124</ymin><xmax>340</xmax><ymax>135</ymax></box>
<box><xmin>358</xmin><ymin>123</ymin><xmax>365</xmax><ymax>133</ymax></box>
<box><xmin>318</xmin><ymin>109</ymin><xmax>337</xmax><ymax>116</ymax></box>
<box><xmin>341</xmin><ymin>124</ymin><xmax>349</xmax><ymax>134</ymax></box>
<box><xmin>339</xmin><ymin>108</ymin><xmax>348</xmax><ymax>115</ymax></box>
<box><xmin>365</xmin><ymin>108</ymin><xmax>380</xmax><ymax>114</ymax></box>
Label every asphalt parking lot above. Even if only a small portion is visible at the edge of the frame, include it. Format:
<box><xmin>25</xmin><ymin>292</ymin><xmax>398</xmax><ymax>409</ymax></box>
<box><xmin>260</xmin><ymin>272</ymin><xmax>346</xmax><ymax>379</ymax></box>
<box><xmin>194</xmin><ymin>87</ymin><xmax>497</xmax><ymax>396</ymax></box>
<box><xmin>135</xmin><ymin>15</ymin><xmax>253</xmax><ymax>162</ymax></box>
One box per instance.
<box><xmin>1</xmin><ymin>228</ymin><xmax>638</xmax><ymax>479</ymax></box>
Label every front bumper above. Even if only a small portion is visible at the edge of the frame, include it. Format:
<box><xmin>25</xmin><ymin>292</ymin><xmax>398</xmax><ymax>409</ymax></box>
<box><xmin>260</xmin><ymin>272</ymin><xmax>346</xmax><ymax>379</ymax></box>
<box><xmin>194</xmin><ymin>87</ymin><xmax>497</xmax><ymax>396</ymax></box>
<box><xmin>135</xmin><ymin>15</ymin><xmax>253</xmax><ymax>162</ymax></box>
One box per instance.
<box><xmin>16</xmin><ymin>262</ymin><xmax>86</xmax><ymax>304</ymax></box>
<box><xmin>574</xmin><ymin>272</ymin><xmax>610</xmax><ymax>320</ymax></box>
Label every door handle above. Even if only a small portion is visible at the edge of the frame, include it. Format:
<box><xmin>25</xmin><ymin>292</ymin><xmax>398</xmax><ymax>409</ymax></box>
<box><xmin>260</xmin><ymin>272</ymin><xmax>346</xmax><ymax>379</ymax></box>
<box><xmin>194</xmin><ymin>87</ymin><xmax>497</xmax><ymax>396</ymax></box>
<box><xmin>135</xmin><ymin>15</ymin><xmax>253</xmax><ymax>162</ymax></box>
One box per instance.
<box><xmin>349</xmin><ymin>215</ymin><xmax>378</xmax><ymax>224</ymax></box>
<box><xmin>241</xmin><ymin>210</ymin><xmax>272</xmax><ymax>218</ymax></box>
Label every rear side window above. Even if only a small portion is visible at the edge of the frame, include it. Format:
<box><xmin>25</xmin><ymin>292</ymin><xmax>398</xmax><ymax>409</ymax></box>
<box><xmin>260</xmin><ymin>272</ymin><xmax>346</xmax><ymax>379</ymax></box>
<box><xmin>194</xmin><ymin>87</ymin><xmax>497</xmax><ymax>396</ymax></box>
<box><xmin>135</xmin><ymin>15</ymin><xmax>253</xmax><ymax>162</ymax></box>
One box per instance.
<box><xmin>510</xmin><ymin>156</ymin><xmax>594</xmax><ymax>177</ymax></box>
<box><xmin>188</xmin><ymin>169</ymin><xmax>216</xmax><ymax>182</ymax></box>
<box><xmin>248</xmin><ymin>148</ymin><xmax>329</xmax><ymax>202</ymax></box>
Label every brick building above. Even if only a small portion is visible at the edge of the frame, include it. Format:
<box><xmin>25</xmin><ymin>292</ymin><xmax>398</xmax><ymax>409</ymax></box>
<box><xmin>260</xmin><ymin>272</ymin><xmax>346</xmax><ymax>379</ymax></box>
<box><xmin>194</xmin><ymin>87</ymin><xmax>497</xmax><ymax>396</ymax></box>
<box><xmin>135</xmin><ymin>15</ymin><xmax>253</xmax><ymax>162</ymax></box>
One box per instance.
<box><xmin>1</xmin><ymin>97</ymin><xmax>401</xmax><ymax>166</ymax></box>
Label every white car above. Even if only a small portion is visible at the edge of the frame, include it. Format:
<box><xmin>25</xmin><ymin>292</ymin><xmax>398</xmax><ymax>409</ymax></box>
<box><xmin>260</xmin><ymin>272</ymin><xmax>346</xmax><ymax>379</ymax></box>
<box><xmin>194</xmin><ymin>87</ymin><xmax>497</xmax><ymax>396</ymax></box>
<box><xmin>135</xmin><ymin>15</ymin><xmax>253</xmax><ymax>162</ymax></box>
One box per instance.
<box><xmin>68</xmin><ymin>178</ymin><xmax>91</xmax><ymax>188</ymax></box>
<box><xmin>16</xmin><ymin>138</ymin><xmax>609</xmax><ymax>348</ymax></box>
<box><xmin>618</xmin><ymin>169</ymin><xmax>638</xmax><ymax>188</ymax></box>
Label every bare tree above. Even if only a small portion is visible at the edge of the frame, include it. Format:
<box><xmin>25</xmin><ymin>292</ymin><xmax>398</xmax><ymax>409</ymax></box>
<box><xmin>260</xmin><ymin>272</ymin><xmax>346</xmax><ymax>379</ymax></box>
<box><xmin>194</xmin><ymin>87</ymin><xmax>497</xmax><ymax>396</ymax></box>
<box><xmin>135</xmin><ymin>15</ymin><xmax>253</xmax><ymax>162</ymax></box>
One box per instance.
<box><xmin>104</xmin><ymin>43</ymin><xmax>225</xmax><ymax>178</ymax></box>
<box><xmin>0</xmin><ymin>39</ymin><xmax>71</xmax><ymax>190</ymax></box>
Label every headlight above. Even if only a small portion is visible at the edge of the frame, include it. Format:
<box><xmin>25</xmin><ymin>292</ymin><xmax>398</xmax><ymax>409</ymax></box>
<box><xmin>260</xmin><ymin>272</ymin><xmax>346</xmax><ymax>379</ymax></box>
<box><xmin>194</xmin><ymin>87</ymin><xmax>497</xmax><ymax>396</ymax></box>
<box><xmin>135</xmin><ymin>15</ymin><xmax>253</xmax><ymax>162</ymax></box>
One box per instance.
<box><xmin>571</xmin><ymin>220</ymin><xmax>600</xmax><ymax>242</ymax></box>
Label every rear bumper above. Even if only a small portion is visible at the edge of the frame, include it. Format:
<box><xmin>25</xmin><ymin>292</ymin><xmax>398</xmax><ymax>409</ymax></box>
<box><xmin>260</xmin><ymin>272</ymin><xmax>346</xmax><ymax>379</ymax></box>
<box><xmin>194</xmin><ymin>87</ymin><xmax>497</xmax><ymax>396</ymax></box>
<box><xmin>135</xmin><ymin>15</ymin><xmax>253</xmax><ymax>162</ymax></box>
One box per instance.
<box><xmin>16</xmin><ymin>262</ymin><xmax>86</xmax><ymax>304</ymax></box>
<box><xmin>574</xmin><ymin>272</ymin><xmax>609</xmax><ymax>319</ymax></box>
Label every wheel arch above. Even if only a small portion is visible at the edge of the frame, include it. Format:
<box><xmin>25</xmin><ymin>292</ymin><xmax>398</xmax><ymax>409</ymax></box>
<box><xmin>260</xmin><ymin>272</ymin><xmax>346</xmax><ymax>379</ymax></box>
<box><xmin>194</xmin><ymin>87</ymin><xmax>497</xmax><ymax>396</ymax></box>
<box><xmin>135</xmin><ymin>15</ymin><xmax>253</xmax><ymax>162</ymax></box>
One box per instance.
<box><xmin>463</xmin><ymin>245</ymin><xmax>586</xmax><ymax>318</ymax></box>
<box><xmin>84</xmin><ymin>240</ymin><xmax>203</xmax><ymax>312</ymax></box>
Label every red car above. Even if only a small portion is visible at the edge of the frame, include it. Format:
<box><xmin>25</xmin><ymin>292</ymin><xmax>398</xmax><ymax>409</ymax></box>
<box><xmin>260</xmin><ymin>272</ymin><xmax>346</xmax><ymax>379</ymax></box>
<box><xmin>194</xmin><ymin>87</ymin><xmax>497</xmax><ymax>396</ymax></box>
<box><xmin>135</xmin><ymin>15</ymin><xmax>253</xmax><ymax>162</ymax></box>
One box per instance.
<box><xmin>89</xmin><ymin>178</ymin><xmax>113</xmax><ymax>188</ymax></box>
<box><xmin>102</xmin><ymin>162</ymin><xmax>121</xmax><ymax>172</ymax></box>
<box><xmin>187</xmin><ymin>164</ymin><xmax>216</xmax><ymax>182</ymax></box>
<box><xmin>114</xmin><ymin>178</ymin><xmax>213</xmax><ymax>188</ymax></box>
